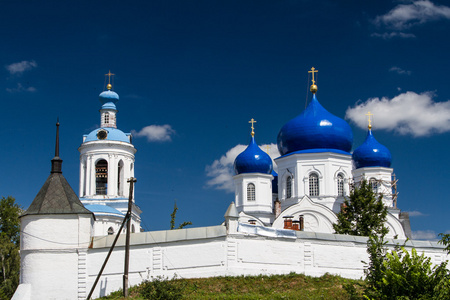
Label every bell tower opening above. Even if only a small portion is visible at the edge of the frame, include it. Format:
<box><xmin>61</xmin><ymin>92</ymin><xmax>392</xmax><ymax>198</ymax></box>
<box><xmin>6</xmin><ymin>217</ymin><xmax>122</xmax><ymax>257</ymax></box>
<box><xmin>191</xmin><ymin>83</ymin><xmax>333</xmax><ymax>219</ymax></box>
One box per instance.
<box><xmin>96</xmin><ymin>159</ymin><xmax>108</xmax><ymax>195</ymax></box>
<box><xmin>118</xmin><ymin>160</ymin><xmax>124</xmax><ymax>196</ymax></box>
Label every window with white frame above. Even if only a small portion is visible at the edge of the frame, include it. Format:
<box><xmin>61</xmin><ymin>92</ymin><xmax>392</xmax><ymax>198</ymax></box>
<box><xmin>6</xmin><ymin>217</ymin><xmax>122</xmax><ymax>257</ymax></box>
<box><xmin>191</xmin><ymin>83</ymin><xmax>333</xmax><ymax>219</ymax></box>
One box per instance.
<box><xmin>104</xmin><ymin>113</ymin><xmax>109</xmax><ymax>124</ymax></box>
<box><xmin>286</xmin><ymin>176</ymin><xmax>292</xmax><ymax>198</ymax></box>
<box><xmin>369</xmin><ymin>178</ymin><xmax>378</xmax><ymax>194</ymax></box>
<box><xmin>337</xmin><ymin>174</ymin><xmax>344</xmax><ymax>196</ymax></box>
<box><xmin>247</xmin><ymin>183</ymin><xmax>255</xmax><ymax>201</ymax></box>
<box><xmin>309</xmin><ymin>173</ymin><xmax>319</xmax><ymax>196</ymax></box>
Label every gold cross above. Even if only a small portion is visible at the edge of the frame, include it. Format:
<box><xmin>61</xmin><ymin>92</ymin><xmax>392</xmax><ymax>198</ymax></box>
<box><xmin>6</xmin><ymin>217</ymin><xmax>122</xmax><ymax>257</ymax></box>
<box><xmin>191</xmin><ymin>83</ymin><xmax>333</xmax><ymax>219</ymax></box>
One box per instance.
<box><xmin>265</xmin><ymin>145</ymin><xmax>270</xmax><ymax>154</ymax></box>
<box><xmin>366</xmin><ymin>111</ymin><xmax>373</xmax><ymax>129</ymax></box>
<box><xmin>249</xmin><ymin>118</ymin><xmax>257</xmax><ymax>136</ymax></box>
<box><xmin>308</xmin><ymin>67</ymin><xmax>318</xmax><ymax>85</ymax></box>
<box><xmin>105</xmin><ymin>70</ymin><xmax>115</xmax><ymax>90</ymax></box>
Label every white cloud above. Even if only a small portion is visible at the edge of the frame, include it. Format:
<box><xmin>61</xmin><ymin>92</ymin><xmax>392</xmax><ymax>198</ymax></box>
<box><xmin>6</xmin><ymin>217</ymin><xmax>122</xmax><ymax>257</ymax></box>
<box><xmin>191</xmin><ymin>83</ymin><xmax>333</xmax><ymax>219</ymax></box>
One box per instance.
<box><xmin>205</xmin><ymin>143</ymin><xmax>280</xmax><ymax>193</ymax></box>
<box><xmin>374</xmin><ymin>0</ymin><xmax>450</xmax><ymax>30</ymax></box>
<box><xmin>389</xmin><ymin>66</ymin><xmax>411</xmax><ymax>75</ymax></box>
<box><xmin>371</xmin><ymin>32</ymin><xmax>416</xmax><ymax>39</ymax></box>
<box><xmin>132</xmin><ymin>125</ymin><xmax>175</xmax><ymax>142</ymax></box>
<box><xmin>405</xmin><ymin>210</ymin><xmax>427</xmax><ymax>217</ymax></box>
<box><xmin>5</xmin><ymin>60</ymin><xmax>37</xmax><ymax>75</ymax></box>
<box><xmin>412</xmin><ymin>230</ymin><xmax>438</xmax><ymax>240</ymax></box>
<box><xmin>6</xmin><ymin>83</ymin><xmax>36</xmax><ymax>93</ymax></box>
<box><xmin>345</xmin><ymin>91</ymin><xmax>450</xmax><ymax>136</ymax></box>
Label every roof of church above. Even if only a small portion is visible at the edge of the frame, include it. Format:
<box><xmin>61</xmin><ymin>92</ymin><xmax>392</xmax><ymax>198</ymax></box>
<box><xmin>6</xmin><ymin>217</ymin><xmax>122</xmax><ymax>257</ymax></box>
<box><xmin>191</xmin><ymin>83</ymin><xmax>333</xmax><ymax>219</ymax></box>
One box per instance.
<box><xmin>234</xmin><ymin>135</ymin><xmax>273</xmax><ymax>175</ymax></box>
<box><xmin>22</xmin><ymin>122</ymin><xmax>93</xmax><ymax>217</ymax></box>
<box><xmin>23</xmin><ymin>173</ymin><xmax>93</xmax><ymax>216</ymax></box>
<box><xmin>277</xmin><ymin>94</ymin><xmax>353</xmax><ymax>156</ymax></box>
<box><xmin>352</xmin><ymin>129</ymin><xmax>392</xmax><ymax>169</ymax></box>
<box><xmin>224</xmin><ymin>202</ymin><xmax>239</xmax><ymax>218</ymax></box>
<box><xmin>99</xmin><ymin>90</ymin><xmax>119</xmax><ymax>110</ymax></box>
<box><xmin>85</xmin><ymin>204</ymin><xmax>124</xmax><ymax>216</ymax></box>
<box><xmin>84</xmin><ymin>127</ymin><xmax>131</xmax><ymax>143</ymax></box>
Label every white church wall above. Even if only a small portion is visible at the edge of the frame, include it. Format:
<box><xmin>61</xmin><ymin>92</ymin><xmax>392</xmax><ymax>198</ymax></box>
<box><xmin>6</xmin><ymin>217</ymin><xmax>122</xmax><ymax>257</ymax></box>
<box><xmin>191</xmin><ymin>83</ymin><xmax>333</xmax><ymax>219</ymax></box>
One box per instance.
<box><xmin>84</xmin><ymin>226</ymin><xmax>449</xmax><ymax>299</ymax></box>
<box><xmin>18</xmin><ymin>214</ymin><xmax>93</xmax><ymax>300</ymax></box>
<box><xmin>275</xmin><ymin>152</ymin><xmax>352</xmax><ymax>211</ymax></box>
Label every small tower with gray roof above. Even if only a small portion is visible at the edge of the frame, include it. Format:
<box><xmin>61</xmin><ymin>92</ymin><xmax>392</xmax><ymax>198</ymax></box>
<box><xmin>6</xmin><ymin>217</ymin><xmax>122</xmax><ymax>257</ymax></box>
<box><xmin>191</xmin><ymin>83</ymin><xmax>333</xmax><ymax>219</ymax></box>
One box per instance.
<box><xmin>17</xmin><ymin>122</ymin><xmax>94</xmax><ymax>300</ymax></box>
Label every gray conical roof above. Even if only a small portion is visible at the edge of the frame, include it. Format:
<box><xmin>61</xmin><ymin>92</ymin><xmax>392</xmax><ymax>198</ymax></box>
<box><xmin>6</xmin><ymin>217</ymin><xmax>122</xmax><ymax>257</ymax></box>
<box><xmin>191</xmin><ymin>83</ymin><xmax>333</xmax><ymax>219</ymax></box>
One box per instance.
<box><xmin>22</xmin><ymin>121</ymin><xmax>93</xmax><ymax>217</ymax></box>
<box><xmin>22</xmin><ymin>172</ymin><xmax>92</xmax><ymax>216</ymax></box>
<box><xmin>224</xmin><ymin>202</ymin><xmax>239</xmax><ymax>218</ymax></box>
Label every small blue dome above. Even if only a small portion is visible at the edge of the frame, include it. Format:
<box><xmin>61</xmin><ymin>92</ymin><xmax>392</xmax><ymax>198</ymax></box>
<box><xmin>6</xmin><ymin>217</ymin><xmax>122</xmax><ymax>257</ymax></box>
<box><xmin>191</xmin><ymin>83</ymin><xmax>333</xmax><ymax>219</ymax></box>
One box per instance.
<box><xmin>99</xmin><ymin>91</ymin><xmax>119</xmax><ymax>110</ymax></box>
<box><xmin>277</xmin><ymin>94</ymin><xmax>353</xmax><ymax>156</ymax></box>
<box><xmin>353</xmin><ymin>130</ymin><xmax>392</xmax><ymax>169</ymax></box>
<box><xmin>99</xmin><ymin>90</ymin><xmax>119</xmax><ymax>104</ymax></box>
<box><xmin>84</xmin><ymin>127</ymin><xmax>131</xmax><ymax>143</ymax></box>
<box><xmin>234</xmin><ymin>136</ymin><xmax>273</xmax><ymax>175</ymax></box>
<box><xmin>85</xmin><ymin>204</ymin><xmax>124</xmax><ymax>217</ymax></box>
<box><xmin>271</xmin><ymin>170</ymin><xmax>278</xmax><ymax>193</ymax></box>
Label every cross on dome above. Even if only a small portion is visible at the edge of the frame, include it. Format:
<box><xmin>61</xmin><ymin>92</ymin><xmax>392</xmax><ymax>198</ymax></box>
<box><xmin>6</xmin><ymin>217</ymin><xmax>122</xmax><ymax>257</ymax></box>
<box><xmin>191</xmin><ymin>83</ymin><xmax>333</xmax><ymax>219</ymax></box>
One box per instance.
<box><xmin>105</xmin><ymin>70</ymin><xmax>115</xmax><ymax>90</ymax></box>
<box><xmin>366</xmin><ymin>111</ymin><xmax>373</xmax><ymax>129</ymax></box>
<box><xmin>308</xmin><ymin>67</ymin><xmax>318</xmax><ymax>94</ymax></box>
<box><xmin>249</xmin><ymin>118</ymin><xmax>257</xmax><ymax>136</ymax></box>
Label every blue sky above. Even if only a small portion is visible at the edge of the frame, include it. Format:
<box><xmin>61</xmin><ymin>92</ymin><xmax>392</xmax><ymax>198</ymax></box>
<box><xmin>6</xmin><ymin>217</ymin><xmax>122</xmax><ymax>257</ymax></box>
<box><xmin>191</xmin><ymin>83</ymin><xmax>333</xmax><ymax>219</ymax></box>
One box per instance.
<box><xmin>1</xmin><ymin>0</ymin><xmax>449</xmax><ymax>239</ymax></box>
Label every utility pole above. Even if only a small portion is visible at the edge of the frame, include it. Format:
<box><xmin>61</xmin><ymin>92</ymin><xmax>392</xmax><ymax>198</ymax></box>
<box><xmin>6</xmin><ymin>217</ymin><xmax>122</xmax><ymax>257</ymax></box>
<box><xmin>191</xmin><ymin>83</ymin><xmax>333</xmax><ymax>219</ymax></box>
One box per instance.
<box><xmin>123</xmin><ymin>177</ymin><xmax>136</xmax><ymax>297</ymax></box>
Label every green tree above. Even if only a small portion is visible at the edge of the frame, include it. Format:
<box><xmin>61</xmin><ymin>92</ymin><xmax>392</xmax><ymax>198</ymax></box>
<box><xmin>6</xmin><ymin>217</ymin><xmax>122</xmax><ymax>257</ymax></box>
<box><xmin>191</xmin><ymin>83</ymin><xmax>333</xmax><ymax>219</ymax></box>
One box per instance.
<box><xmin>333</xmin><ymin>180</ymin><xmax>388</xmax><ymax>237</ymax></box>
<box><xmin>364</xmin><ymin>235</ymin><xmax>450</xmax><ymax>300</ymax></box>
<box><xmin>170</xmin><ymin>201</ymin><xmax>192</xmax><ymax>230</ymax></box>
<box><xmin>0</xmin><ymin>196</ymin><xmax>21</xmax><ymax>299</ymax></box>
<box><xmin>438</xmin><ymin>233</ymin><xmax>450</xmax><ymax>254</ymax></box>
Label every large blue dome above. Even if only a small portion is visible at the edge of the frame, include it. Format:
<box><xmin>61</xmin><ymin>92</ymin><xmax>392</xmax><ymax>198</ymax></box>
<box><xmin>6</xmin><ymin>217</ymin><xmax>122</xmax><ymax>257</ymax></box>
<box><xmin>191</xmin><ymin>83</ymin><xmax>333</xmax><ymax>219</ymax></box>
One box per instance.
<box><xmin>352</xmin><ymin>129</ymin><xmax>392</xmax><ymax>169</ymax></box>
<box><xmin>84</xmin><ymin>127</ymin><xmax>131</xmax><ymax>143</ymax></box>
<box><xmin>277</xmin><ymin>94</ymin><xmax>353</xmax><ymax>156</ymax></box>
<box><xmin>234</xmin><ymin>136</ymin><xmax>273</xmax><ymax>175</ymax></box>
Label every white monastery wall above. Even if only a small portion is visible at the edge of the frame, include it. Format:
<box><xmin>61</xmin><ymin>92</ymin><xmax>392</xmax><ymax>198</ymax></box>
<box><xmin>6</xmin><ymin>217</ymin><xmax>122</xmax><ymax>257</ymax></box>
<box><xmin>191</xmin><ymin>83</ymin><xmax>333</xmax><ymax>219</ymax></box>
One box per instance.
<box><xmin>84</xmin><ymin>224</ymin><xmax>449</xmax><ymax>299</ymax></box>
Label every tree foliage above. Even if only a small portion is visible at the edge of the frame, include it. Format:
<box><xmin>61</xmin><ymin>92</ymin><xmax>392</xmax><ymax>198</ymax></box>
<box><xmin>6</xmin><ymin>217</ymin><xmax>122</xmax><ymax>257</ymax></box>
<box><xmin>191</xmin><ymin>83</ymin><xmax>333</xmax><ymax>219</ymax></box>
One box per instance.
<box><xmin>333</xmin><ymin>180</ymin><xmax>388</xmax><ymax>237</ymax></box>
<box><xmin>364</xmin><ymin>235</ymin><xmax>450</xmax><ymax>300</ymax></box>
<box><xmin>0</xmin><ymin>196</ymin><xmax>21</xmax><ymax>299</ymax></box>
<box><xmin>170</xmin><ymin>201</ymin><xmax>192</xmax><ymax>230</ymax></box>
<box><xmin>438</xmin><ymin>233</ymin><xmax>450</xmax><ymax>255</ymax></box>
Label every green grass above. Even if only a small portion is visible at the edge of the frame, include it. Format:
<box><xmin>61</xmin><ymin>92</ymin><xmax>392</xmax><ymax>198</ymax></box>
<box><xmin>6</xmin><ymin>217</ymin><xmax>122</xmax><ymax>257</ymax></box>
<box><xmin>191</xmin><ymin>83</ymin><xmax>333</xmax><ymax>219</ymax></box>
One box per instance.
<box><xmin>99</xmin><ymin>273</ymin><xmax>364</xmax><ymax>299</ymax></box>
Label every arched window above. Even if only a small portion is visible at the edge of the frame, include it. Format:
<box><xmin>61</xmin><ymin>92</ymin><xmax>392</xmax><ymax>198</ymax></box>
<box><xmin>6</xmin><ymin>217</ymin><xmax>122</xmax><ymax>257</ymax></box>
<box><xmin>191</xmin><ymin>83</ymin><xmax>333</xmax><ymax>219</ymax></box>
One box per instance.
<box><xmin>104</xmin><ymin>113</ymin><xmax>109</xmax><ymax>125</ymax></box>
<box><xmin>309</xmin><ymin>173</ymin><xmax>319</xmax><ymax>196</ymax></box>
<box><xmin>132</xmin><ymin>224</ymin><xmax>135</xmax><ymax>233</ymax></box>
<box><xmin>337</xmin><ymin>174</ymin><xmax>344</xmax><ymax>196</ymax></box>
<box><xmin>107</xmin><ymin>227</ymin><xmax>114</xmax><ymax>235</ymax></box>
<box><xmin>247</xmin><ymin>183</ymin><xmax>255</xmax><ymax>201</ymax></box>
<box><xmin>370</xmin><ymin>178</ymin><xmax>378</xmax><ymax>194</ymax></box>
<box><xmin>117</xmin><ymin>160</ymin><xmax>124</xmax><ymax>196</ymax></box>
<box><xmin>286</xmin><ymin>176</ymin><xmax>292</xmax><ymax>199</ymax></box>
<box><xmin>96</xmin><ymin>159</ymin><xmax>108</xmax><ymax>195</ymax></box>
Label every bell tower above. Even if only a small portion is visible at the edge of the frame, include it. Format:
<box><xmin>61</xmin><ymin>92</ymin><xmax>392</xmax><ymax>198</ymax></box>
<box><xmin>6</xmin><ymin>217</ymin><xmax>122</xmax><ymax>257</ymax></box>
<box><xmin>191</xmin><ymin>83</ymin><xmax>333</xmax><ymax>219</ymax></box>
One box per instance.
<box><xmin>78</xmin><ymin>72</ymin><xmax>141</xmax><ymax>236</ymax></box>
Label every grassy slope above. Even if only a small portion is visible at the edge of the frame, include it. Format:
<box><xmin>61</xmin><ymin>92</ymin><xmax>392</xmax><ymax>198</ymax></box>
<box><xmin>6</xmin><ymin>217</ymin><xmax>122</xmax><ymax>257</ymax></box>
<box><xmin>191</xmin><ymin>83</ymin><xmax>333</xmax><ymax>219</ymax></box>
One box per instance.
<box><xmin>100</xmin><ymin>273</ymin><xmax>364</xmax><ymax>299</ymax></box>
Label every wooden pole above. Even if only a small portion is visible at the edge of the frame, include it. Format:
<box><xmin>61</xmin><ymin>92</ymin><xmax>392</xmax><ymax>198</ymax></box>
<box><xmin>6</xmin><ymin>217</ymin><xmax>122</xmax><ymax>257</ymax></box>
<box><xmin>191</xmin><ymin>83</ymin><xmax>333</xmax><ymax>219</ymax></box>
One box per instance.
<box><xmin>123</xmin><ymin>177</ymin><xmax>136</xmax><ymax>297</ymax></box>
<box><xmin>87</xmin><ymin>211</ymin><xmax>128</xmax><ymax>300</ymax></box>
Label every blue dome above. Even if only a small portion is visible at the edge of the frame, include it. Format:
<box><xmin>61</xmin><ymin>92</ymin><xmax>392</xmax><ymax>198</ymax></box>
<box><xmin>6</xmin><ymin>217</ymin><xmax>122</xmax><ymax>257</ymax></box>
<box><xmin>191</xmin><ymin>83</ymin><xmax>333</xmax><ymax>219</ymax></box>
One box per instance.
<box><xmin>99</xmin><ymin>90</ymin><xmax>119</xmax><ymax>104</ymax></box>
<box><xmin>84</xmin><ymin>127</ymin><xmax>131</xmax><ymax>143</ymax></box>
<box><xmin>271</xmin><ymin>170</ymin><xmax>278</xmax><ymax>193</ymax></box>
<box><xmin>277</xmin><ymin>94</ymin><xmax>353</xmax><ymax>156</ymax></box>
<box><xmin>99</xmin><ymin>90</ymin><xmax>119</xmax><ymax>110</ymax></box>
<box><xmin>234</xmin><ymin>136</ymin><xmax>273</xmax><ymax>175</ymax></box>
<box><xmin>352</xmin><ymin>129</ymin><xmax>392</xmax><ymax>169</ymax></box>
<box><xmin>85</xmin><ymin>204</ymin><xmax>124</xmax><ymax>217</ymax></box>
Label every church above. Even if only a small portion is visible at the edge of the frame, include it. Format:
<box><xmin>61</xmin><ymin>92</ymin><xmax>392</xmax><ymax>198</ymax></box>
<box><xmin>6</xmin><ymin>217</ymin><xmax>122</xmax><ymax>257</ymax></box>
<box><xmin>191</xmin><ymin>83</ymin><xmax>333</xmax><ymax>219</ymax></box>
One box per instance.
<box><xmin>12</xmin><ymin>70</ymin><xmax>448</xmax><ymax>300</ymax></box>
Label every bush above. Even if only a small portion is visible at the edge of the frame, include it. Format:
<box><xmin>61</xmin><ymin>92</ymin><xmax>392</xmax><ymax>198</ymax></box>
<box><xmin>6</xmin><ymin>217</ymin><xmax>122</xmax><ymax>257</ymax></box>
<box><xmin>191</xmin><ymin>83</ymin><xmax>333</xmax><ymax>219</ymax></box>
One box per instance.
<box><xmin>140</xmin><ymin>276</ymin><xmax>183</xmax><ymax>300</ymax></box>
<box><xmin>364</xmin><ymin>236</ymin><xmax>450</xmax><ymax>300</ymax></box>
